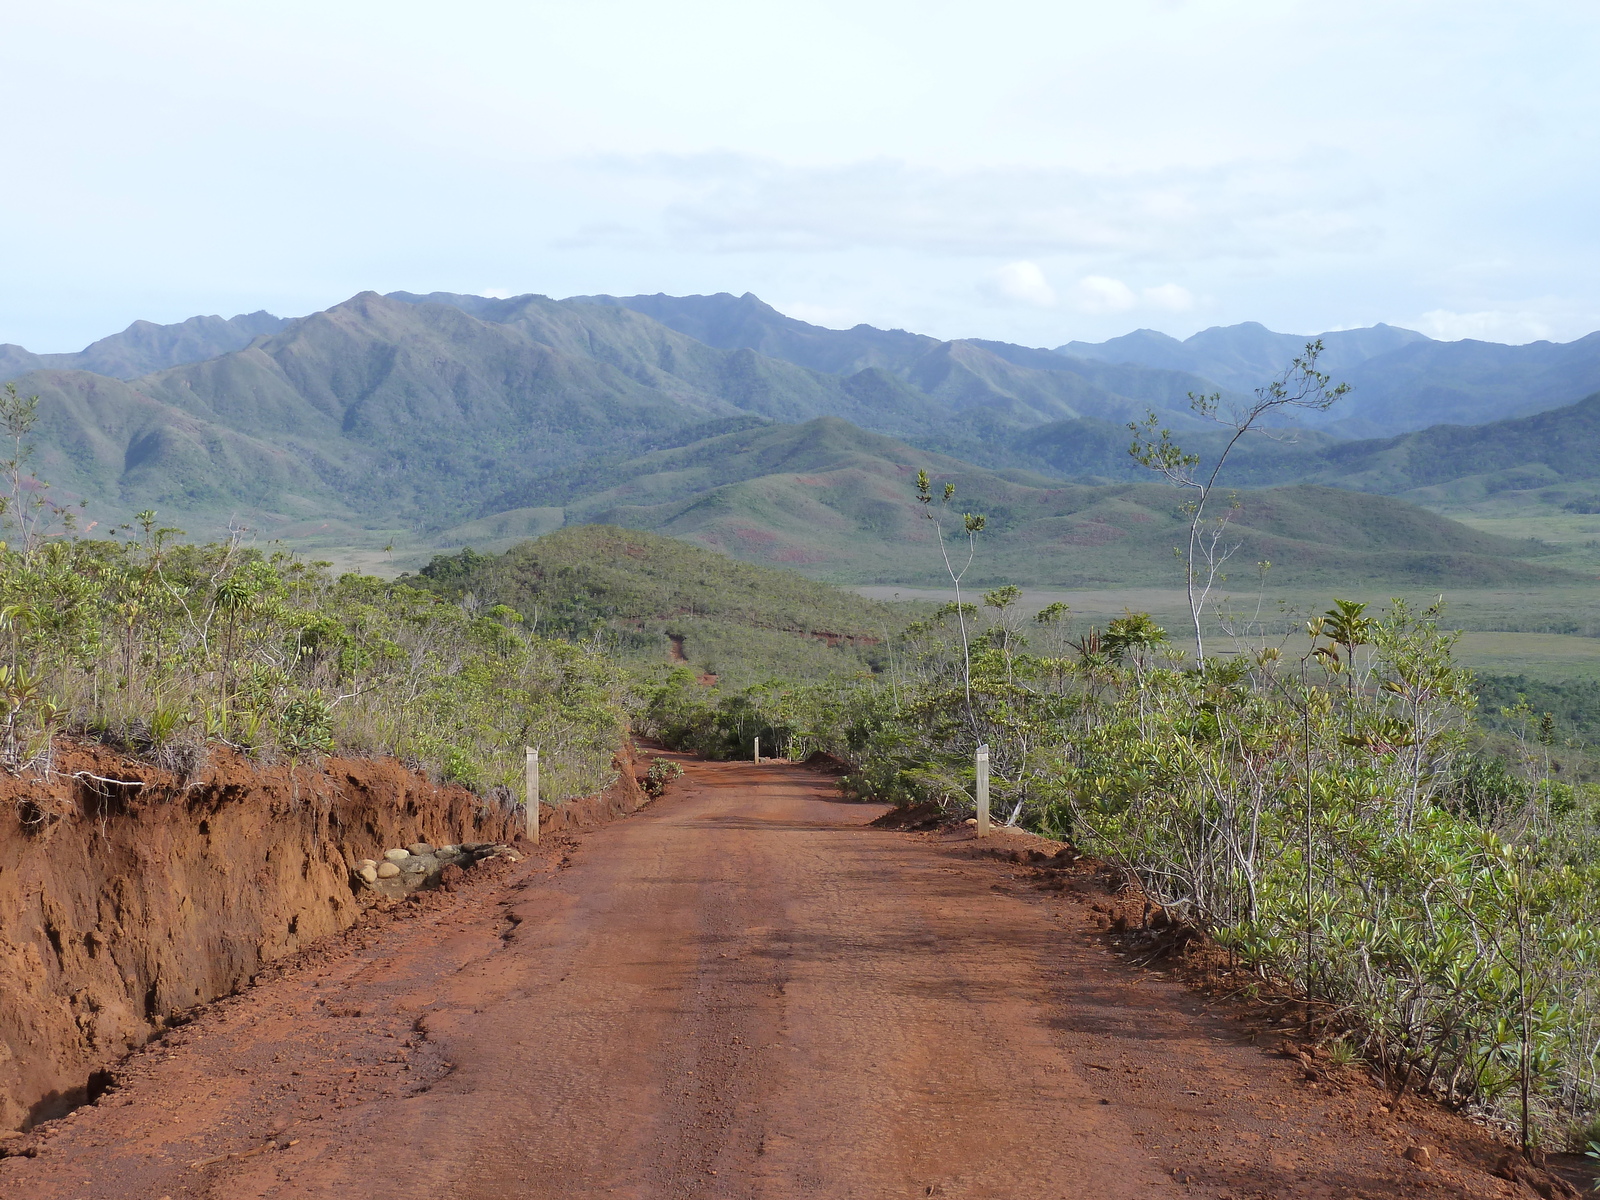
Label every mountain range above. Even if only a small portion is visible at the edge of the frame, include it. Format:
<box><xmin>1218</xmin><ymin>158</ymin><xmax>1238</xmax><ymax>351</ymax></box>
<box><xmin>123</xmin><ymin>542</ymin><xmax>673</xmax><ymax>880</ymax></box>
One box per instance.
<box><xmin>569</xmin><ymin>294</ymin><xmax>1600</xmax><ymax>439</ymax></box>
<box><xmin>1062</xmin><ymin>321</ymin><xmax>1600</xmax><ymax>438</ymax></box>
<box><xmin>4</xmin><ymin>290</ymin><xmax>1599</xmax><ymax>586</ymax></box>
<box><xmin>0</xmin><ymin>311</ymin><xmax>287</xmax><ymax>382</ymax></box>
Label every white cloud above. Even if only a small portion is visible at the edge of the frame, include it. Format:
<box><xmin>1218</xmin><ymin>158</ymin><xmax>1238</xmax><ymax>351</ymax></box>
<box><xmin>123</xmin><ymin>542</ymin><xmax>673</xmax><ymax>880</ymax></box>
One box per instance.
<box><xmin>562</xmin><ymin>154</ymin><xmax>1382</xmax><ymax>263</ymax></box>
<box><xmin>993</xmin><ymin>261</ymin><xmax>1057</xmax><ymax>307</ymax></box>
<box><xmin>1142</xmin><ymin>282</ymin><xmax>1195</xmax><ymax>312</ymax></box>
<box><xmin>1415</xmin><ymin>309</ymin><xmax>1555</xmax><ymax>343</ymax></box>
<box><xmin>1072</xmin><ymin>275</ymin><xmax>1138</xmax><ymax>314</ymax></box>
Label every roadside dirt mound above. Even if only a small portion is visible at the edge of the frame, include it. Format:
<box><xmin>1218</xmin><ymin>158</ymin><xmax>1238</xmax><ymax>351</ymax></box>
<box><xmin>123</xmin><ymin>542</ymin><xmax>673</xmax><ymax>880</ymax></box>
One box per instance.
<box><xmin>869</xmin><ymin>800</ymin><xmax>944</xmax><ymax>830</ymax></box>
<box><xmin>801</xmin><ymin>750</ymin><xmax>850</xmax><ymax>774</ymax></box>
<box><xmin>0</xmin><ymin>739</ymin><xmax>647</xmax><ymax>1133</ymax></box>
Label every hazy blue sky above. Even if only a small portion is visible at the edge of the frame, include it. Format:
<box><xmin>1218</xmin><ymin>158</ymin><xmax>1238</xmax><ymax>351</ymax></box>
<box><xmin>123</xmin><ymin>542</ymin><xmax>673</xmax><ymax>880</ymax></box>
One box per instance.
<box><xmin>5</xmin><ymin>1</ymin><xmax>1597</xmax><ymax>350</ymax></box>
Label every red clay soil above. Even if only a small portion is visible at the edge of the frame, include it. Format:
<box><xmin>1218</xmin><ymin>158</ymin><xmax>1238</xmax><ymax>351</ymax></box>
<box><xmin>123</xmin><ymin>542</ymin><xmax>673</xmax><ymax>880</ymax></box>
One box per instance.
<box><xmin>1</xmin><ymin>758</ymin><xmax>1577</xmax><ymax>1199</ymax></box>
<box><xmin>0</xmin><ymin>741</ymin><xmax>648</xmax><ymax>1133</ymax></box>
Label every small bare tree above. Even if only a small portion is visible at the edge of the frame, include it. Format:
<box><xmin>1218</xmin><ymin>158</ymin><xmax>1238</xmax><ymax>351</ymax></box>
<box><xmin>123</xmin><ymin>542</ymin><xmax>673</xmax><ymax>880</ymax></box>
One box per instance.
<box><xmin>915</xmin><ymin>469</ymin><xmax>985</xmax><ymax>730</ymax></box>
<box><xmin>1129</xmin><ymin>340</ymin><xmax>1348</xmax><ymax>665</ymax></box>
<box><xmin>0</xmin><ymin>383</ymin><xmax>82</xmax><ymax>555</ymax></box>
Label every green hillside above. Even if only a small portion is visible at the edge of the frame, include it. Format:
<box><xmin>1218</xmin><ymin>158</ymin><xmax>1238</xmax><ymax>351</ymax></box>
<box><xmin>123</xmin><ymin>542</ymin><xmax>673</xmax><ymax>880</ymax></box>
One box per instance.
<box><xmin>1059</xmin><ymin>321</ymin><xmax>1600</xmax><ymax>437</ymax></box>
<box><xmin>1019</xmin><ymin>389</ymin><xmax>1600</xmax><ymax>511</ymax></box>
<box><xmin>1105</xmin><ymin>390</ymin><xmax>1600</xmax><ymax>505</ymax></box>
<box><xmin>409</xmin><ymin>525</ymin><xmax>910</xmax><ymax>687</ymax></box>
<box><xmin>13</xmin><ymin>293</ymin><xmax>752</xmax><ymax>532</ymax></box>
<box><xmin>563</xmin><ymin>290</ymin><xmax>1225</xmax><ymax>431</ymax></box>
<box><xmin>1308</xmin><ymin>391</ymin><xmax>1600</xmax><ymax>505</ymax></box>
<box><xmin>489</xmin><ymin>417</ymin><xmax>1582</xmax><ymax>589</ymax></box>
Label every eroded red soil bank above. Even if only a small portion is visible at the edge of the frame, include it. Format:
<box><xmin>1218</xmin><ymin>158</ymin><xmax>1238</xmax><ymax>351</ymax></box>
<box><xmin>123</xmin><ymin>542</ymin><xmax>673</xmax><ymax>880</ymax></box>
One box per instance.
<box><xmin>0</xmin><ymin>741</ymin><xmax>646</xmax><ymax>1132</ymax></box>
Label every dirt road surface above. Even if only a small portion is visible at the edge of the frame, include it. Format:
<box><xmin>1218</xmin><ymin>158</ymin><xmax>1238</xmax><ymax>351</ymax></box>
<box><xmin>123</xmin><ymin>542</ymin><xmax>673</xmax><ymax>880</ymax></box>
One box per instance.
<box><xmin>2</xmin><ymin>759</ymin><xmax>1547</xmax><ymax>1198</ymax></box>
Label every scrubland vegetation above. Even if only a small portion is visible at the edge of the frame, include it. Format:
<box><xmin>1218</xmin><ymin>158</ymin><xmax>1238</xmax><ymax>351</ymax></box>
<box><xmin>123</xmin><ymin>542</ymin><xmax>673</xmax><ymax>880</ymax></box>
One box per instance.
<box><xmin>0</xmin><ymin>513</ymin><xmax>632</xmax><ymax>804</ymax></box>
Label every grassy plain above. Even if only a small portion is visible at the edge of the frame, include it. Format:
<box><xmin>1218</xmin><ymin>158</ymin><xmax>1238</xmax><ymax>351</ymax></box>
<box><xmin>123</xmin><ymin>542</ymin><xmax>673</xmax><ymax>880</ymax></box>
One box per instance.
<box><xmin>1439</xmin><ymin>504</ymin><xmax>1600</xmax><ymax>574</ymax></box>
<box><xmin>857</xmin><ymin>583</ymin><xmax>1600</xmax><ymax>683</ymax></box>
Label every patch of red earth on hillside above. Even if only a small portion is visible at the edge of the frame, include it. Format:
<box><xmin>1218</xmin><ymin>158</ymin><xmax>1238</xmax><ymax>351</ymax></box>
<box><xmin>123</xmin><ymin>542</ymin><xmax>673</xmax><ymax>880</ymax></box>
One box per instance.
<box><xmin>1060</xmin><ymin>519</ymin><xmax>1129</xmax><ymax>546</ymax></box>
<box><xmin>805</xmin><ymin>630</ymin><xmax>879</xmax><ymax>647</ymax></box>
<box><xmin>771</xmin><ymin>548</ymin><xmax>827</xmax><ymax>564</ymax></box>
<box><xmin>719</xmin><ymin>526</ymin><xmax>831</xmax><ymax>564</ymax></box>
<box><xmin>663</xmin><ymin>626</ymin><xmax>867</xmax><ymax>655</ymax></box>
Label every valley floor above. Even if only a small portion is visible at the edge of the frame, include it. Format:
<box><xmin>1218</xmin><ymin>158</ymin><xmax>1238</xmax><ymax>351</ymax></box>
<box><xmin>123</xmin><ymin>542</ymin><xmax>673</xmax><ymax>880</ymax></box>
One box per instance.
<box><xmin>0</xmin><ymin>759</ymin><xmax>1568</xmax><ymax>1198</ymax></box>
<box><xmin>858</xmin><ymin>585</ymin><xmax>1600</xmax><ymax>683</ymax></box>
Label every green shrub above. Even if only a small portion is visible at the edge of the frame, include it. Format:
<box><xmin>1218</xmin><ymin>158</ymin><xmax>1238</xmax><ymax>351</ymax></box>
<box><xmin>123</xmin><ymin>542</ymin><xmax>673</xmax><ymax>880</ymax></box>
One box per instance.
<box><xmin>0</xmin><ymin>533</ymin><xmax>635</xmax><ymax>801</ymax></box>
<box><xmin>642</xmin><ymin>757</ymin><xmax>683</xmax><ymax>797</ymax></box>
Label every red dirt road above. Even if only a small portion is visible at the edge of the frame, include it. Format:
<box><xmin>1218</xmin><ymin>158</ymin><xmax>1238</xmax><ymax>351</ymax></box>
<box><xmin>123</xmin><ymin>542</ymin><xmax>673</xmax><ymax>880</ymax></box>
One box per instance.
<box><xmin>2</xmin><ymin>759</ymin><xmax>1543</xmax><ymax>1198</ymax></box>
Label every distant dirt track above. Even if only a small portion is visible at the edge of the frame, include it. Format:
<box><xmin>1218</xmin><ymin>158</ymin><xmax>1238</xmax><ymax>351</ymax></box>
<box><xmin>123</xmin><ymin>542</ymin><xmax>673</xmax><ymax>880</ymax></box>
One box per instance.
<box><xmin>2</xmin><ymin>758</ymin><xmax>1552</xmax><ymax>1198</ymax></box>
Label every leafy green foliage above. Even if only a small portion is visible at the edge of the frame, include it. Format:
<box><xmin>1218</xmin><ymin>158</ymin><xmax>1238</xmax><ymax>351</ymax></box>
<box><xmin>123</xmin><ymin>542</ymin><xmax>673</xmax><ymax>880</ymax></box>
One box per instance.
<box><xmin>641</xmin><ymin>756</ymin><xmax>683</xmax><ymax>797</ymax></box>
<box><xmin>1476</xmin><ymin>674</ymin><xmax>1600</xmax><ymax>744</ymax></box>
<box><xmin>0</xmin><ymin>529</ymin><xmax>633</xmax><ymax>802</ymax></box>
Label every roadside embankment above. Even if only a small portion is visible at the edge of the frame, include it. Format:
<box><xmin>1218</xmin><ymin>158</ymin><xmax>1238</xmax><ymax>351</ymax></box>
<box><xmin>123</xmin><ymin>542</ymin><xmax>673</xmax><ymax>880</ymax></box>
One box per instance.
<box><xmin>0</xmin><ymin>740</ymin><xmax>648</xmax><ymax>1133</ymax></box>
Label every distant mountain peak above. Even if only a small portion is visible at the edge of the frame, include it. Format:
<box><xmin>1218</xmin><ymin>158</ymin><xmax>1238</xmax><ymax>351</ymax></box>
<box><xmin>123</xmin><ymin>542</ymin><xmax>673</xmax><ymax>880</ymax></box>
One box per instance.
<box><xmin>1057</xmin><ymin>320</ymin><xmax>1433</xmax><ymax>398</ymax></box>
<box><xmin>0</xmin><ymin>308</ymin><xmax>290</xmax><ymax>384</ymax></box>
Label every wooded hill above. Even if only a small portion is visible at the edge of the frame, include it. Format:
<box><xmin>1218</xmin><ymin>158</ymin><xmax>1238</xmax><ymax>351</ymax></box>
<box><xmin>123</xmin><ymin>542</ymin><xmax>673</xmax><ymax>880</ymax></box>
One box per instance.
<box><xmin>8</xmin><ymin>290</ymin><xmax>1205</xmax><ymax>534</ymax></box>
<box><xmin>0</xmin><ymin>311</ymin><xmax>287</xmax><ymax>381</ymax></box>
<box><xmin>411</xmin><ymin>525</ymin><xmax>908</xmax><ymax>686</ymax></box>
<box><xmin>1226</xmin><ymin>390</ymin><xmax>1600</xmax><ymax>507</ymax></box>
<box><xmin>1011</xmin><ymin>389</ymin><xmax>1600</xmax><ymax>509</ymax></box>
<box><xmin>502</xmin><ymin>419</ymin><xmax>1580</xmax><ymax>588</ymax></box>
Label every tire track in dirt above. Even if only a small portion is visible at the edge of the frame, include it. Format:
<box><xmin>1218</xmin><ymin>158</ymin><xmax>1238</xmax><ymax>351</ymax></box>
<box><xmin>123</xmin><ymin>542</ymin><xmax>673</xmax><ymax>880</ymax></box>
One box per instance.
<box><xmin>1</xmin><ymin>757</ymin><xmax>1548</xmax><ymax>1198</ymax></box>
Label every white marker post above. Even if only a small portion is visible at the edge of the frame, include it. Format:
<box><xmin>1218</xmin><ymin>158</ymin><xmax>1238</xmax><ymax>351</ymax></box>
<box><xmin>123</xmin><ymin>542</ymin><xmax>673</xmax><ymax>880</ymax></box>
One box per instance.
<box><xmin>754</xmin><ymin>736</ymin><xmax>761</xmax><ymax>765</ymax></box>
<box><xmin>525</xmin><ymin>746</ymin><xmax>540</xmax><ymax>845</ymax></box>
<box><xmin>975</xmin><ymin>743</ymin><xmax>991</xmax><ymax>838</ymax></box>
